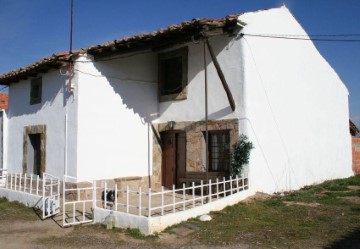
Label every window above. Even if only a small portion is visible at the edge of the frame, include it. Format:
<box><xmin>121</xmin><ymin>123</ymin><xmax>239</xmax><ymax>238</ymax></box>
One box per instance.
<box><xmin>158</xmin><ymin>47</ymin><xmax>188</xmax><ymax>102</ymax></box>
<box><xmin>30</xmin><ymin>78</ymin><xmax>42</xmax><ymax>105</ymax></box>
<box><xmin>207</xmin><ymin>130</ymin><xmax>230</xmax><ymax>172</ymax></box>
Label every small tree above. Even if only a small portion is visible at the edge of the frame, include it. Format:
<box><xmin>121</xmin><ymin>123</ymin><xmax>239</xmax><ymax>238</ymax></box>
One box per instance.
<box><xmin>231</xmin><ymin>134</ymin><xmax>254</xmax><ymax>176</ymax></box>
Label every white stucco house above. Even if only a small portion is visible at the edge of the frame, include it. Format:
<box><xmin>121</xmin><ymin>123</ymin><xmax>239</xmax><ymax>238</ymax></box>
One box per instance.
<box><xmin>0</xmin><ymin>6</ymin><xmax>353</xmax><ymax>195</ymax></box>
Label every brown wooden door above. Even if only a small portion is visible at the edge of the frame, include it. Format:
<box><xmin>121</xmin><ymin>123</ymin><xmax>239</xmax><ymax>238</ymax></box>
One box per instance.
<box><xmin>161</xmin><ymin>130</ymin><xmax>186</xmax><ymax>189</ymax></box>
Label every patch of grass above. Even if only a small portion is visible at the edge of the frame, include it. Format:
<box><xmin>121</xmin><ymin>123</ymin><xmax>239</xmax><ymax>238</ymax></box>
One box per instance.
<box><xmin>0</xmin><ymin>197</ymin><xmax>37</xmax><ymax>222</ymax></box>
<box><xmin>190</xmin><ymin>175</ymin><xmax>360</xmax><ymax>248</ymax></box>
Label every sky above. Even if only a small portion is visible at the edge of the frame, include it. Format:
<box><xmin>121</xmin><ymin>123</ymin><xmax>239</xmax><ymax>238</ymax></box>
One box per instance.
<box><xmin>0</xmin><ymin>0</ymin><xmax>359</xmax><ymax>127</ymax></box>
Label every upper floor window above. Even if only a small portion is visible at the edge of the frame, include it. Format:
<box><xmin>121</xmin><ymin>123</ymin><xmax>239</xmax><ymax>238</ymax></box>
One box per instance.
<box><xmin>30</xmin><ymin>78</ymin><xmax>42</xmax><ymax>105</ymax></box>
<box><xmin>158</xmin><ymin>47</ymin><xmax>188</xmax><ymax>102</ymax></box>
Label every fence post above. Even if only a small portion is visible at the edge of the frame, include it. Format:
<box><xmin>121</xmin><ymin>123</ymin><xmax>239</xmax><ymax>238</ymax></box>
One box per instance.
<box><xmin>104</xmin><ymin>182</ymin><xmax>107</xmax><ymax>208</ymax></box>
<box><xmin>148</xmin><ymin>188</ymin><xmax>152</xmax><ymax>218</ymax></box>
<box><xmin>92</xmin><ymin>180</ymin><xmax>96</xmax><ymax>212</ymax></box>
<box><xmin>24</xmin><ymin>174</ymin><xmax>27</xmax><ymax>192</ymax></box>
<box><xmin>223</xmin><ymin>177</ymin><xmax>226</xmax><ymax>196</ymax></box>
<box><xmin>183</xmin><ymin>183</ymin><xmax>186</xmax><ymax>211</ymax></box>
<box><xmin>241</xmin><ymin>174</ymin><xmax>244</xmax><ymax>190</ymax></box>
<box><xmin>216</xmin><ymin>178</ymin><xmax>219</xmax><ymax>200</ymax></box>
<box><xmin>161</xmin><ymin>186</ymin><xmax>164</xmax><ymax>216</ymax></box>
<box><xmin>209</xmin><ymin>180</ymin><xmax>212</xmax><ymax>203</ymax></box>
<box><xmin>236</xmin><ymin>175</ymin><xmax>239</xmax><ymax>192</ymax></box>
<box><xmin>10</xmin><ymin>173</ymin><xmax>13</xmax><ymax>190</ymax></box>
<box><xmin>230</xmin><ymin>176</ymin><xmax>233</xmax><ymax>195</ymax></box>
<box><xmin>63</xmin><ymin>177</ymin><xmax>66</xmax><ymax>226</ymax></box>
<box><xmin>14</xmin><ymin>173</ymin><xmax>17</xmax><ymax>191</ymax></box>
<box><xmin>51</xmin><ymin>177</ymin><xmax>53</xmax><ymax>197</ymax></box>
<box><xmin>42</xmin><ymin>175</ymin><xmax>45</xmax><ymax>219</ymax></box>
<box><xmin>138</xmin><ymin>187</ymin><xmax>142</xmax><ymax>216</ymax></box>
<box><xmin>36</xmin><ymin>175</ymin><xmax>39</xmax><ymax>195</ymax></box>
<box><xmin>30</xmin><ymin>175</ymin><xmax>33</xmax><ymax>194</ymax></box>
<box><xmin>115</xmin><ymin>184</ymin><xmax>118</xmax><ymax>211</ymax></box>
<box><xmin>19</xmin><ymin>174</ymin><xmax>22</xmax><ymax>192</ymax></box>
<box><xmin>5</xmin><ymin>172</ymin><xmax>8</xmax><ymax>189</ymax></box>
<box><xmin>192</xmin><ymin>182</ymin><xmax>195</xmax><ymax>208</ymax></box>
<box><xmin>172</xmin><ymin>185</ymin><xmax>175</xmax><ymax>213</ymax></box>
<box><xmin>200</xmin><ymin>180</ymin><xmax>204</xmax><ymax>205</ymax></box>
<box><xmin>126</xmin><ymin>185</ymin><xmax>129</xmax><ymax>213</ymax></box>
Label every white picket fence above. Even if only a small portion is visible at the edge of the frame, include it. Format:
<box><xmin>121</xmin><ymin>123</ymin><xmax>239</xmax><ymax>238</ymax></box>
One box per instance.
<box><xmin>1</xmin><ymin>169</ymin><xmax>250</xmax><ymax>233</ymax></box>
<box><xmin>100</xmin><ymin>174</ymin><xmax>249</xmax><ymax>218</ymax></box>
<box><xmin>0</xmin><ymin>169</ymin><xmax>43</xmax><ymax>196</ymax></box>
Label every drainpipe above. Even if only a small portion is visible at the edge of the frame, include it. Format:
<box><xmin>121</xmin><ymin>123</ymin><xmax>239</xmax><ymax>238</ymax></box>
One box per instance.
<box><xmin>204</xmin><ymin>38</ymin><xmax>209</xmax><ymax>184</ymax></box>
<box><xmin>64</xmin><ymin>112</ymin><xmax>68</xmax><ymax>176</ymax></box>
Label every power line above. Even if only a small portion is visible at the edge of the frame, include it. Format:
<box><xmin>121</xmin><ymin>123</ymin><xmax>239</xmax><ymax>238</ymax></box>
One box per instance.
<box><xmin>241</xmin><ymin>33</ymin><xmax>360</xmax><ymax>42</ymax></box>
<box><xmin>247</xmin><ymin>33</ymin><xmax>360</xmax><ymax>37</ymax></box>
<box><xmin>0</xmin><ymin>86</ymin><xmax>8</xmax><ymax>92</ymax></box>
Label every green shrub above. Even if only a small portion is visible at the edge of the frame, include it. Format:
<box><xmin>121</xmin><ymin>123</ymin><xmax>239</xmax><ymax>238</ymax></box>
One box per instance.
<box><xmin>230</xmin><ymin>134</ymin><xmax>254</xmax><ymax>176</ymax></box>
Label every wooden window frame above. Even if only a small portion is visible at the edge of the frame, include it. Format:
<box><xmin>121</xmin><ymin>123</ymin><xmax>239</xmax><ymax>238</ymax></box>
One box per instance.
<box><xmin>158</xmin><ymin>47</ymin><xmax>188</xmax><ymax>102</ymax></box>
<box><xmin>207</xmin><ymin>130</ymin><xmax>230</xmax><ymax>173</ymax></box>
<box><xmin>30</xmin><ymin>78</ymin><xmax>42</xmax><ymax>105</ymax></box>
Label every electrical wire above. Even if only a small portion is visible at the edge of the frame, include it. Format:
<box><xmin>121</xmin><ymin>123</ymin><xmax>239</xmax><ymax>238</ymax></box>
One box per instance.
<box><xmin>0</xmin><ymin>86</ymin><xmax>8</xmax><ymax>92</ymax></box>
<box><xmin>74</xmin><ymin>68</ymin><xmax>157</xmax><ymax>85</ymax></box>
<box><xmin>241</xmin><ymin>33</ymin><xmax>360</xmax><ymax>42</ymax></box>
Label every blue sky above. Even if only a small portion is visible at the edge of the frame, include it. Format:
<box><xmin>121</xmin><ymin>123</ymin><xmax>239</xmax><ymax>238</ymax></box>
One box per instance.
<box><xmin>0</xmin><ymin>0</ymin><xmax>359</xmax><ymax>127</ymax></box>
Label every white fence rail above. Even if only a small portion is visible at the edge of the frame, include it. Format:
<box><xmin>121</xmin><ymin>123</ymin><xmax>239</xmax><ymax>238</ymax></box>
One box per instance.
<box><xmin>0</xmin><ymin>169</ymin><xmax>43</xmax><ymax>196</ymax></box>
<box><xmin>100</xmin><ymin>174</ymin><xmax>249</xmax><ymax>218</ymax></box>
<box><xmin>42</xmin><ymin>173</ymin><xmax>61</xmax><ymax>219</ymax></box>
<box><xmin>62</xmin><ymin>175</ymin><xmax>95</xmax><ymax>227</ymax></box>
<box><xmin>0</xmin><ymin>169</ymin><xmax>7</xmax><ymax>187</ymax></box>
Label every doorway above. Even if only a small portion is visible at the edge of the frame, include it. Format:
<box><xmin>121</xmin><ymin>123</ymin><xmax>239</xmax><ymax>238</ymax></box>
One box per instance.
<box><xmin>28</xmin><ymin>134</ymin><xmax>41</xmax><ymax>175</ymax></box>
<box><xmin>22</xmin><ymin>125</ymin><xmax>46</xmax><ymax>177</ymax></box>
<box><xmin>160</xmin><ymin>130</ymin><xmax>186</xmax><ymax>188</ymax></box>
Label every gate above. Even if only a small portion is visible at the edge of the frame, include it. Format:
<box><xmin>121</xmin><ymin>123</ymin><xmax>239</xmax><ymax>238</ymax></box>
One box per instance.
<box><xmin>62</xmin><ymin>175</ymin><xmax>95</xmax><ymax>227</ymax></box>
<box><xmin>42</xmin><ymin>173</ymin><xmax>61</xmax><ymax>219</ymax></box>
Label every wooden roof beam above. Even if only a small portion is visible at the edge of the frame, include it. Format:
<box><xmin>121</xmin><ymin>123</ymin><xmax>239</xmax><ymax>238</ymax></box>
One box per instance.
<box><xmin>205</xmin><ymin>38</ymin><xmax>236</xmax><ymax>111</ymax></box>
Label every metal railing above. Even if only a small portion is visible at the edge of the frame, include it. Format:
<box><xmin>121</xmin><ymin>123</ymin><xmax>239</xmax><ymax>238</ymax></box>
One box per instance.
<box><xmin>0</xmin><ymin>169</ymin><xmax>43</xmax><ymax>196</ymax></box>
<box><xmin>100</xmin><ymin>174</ymin><xmax>249</xmax><ymax>218</ymax></box>
<box><xmin>62</xmin><ymin>175</ymin><xmax>95</xmax><ymax>227</ymax></box>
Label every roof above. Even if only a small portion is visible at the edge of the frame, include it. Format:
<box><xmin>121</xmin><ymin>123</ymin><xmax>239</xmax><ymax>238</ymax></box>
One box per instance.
<box><xmin>0</xmin><ymin>14</ymin><xmax>240</xmax><ymax>85</ymax></box>
<box><xmin>350</xmin><ymin>120</ymin><xmax>359</xmax><ymax>136</ymax></box>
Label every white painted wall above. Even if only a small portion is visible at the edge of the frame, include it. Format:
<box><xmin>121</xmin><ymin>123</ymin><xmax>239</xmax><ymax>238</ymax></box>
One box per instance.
<box><xmin>0</xmin><ymin>188</ymin><xmax>43</xmax><ymax>208</ymax></box>
<box><xmin>2</xmin><ymin>110</ymin><xmax>7</xmax><ymax>170</ymax></box>
<box><xmin>75</xmin><ymin>53</ymin><xmax>158</xmax><ymax>180</ymax></box>
<box><xmin>238</xmin><ymin>7</ymin><xmax>353</xmax><ymax>193</ymax></box>
<box><xmin>6</xmin><ymin>70</ymin><xmax>78</xmax><ymax>178</ymax></box>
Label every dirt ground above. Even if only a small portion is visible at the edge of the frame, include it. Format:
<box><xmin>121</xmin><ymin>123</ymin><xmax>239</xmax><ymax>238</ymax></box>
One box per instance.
<box><xmin>0</xmin><ymin>217</ymin><xmax>248</xmax><ymax>249</ymax></box>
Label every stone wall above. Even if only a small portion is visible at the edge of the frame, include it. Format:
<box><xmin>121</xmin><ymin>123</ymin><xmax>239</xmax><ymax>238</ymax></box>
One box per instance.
<box><xmin>352</xmin><ymin>137</ymin><xmax>360</xmax><ymax>175</ymax></box>
<box><xmin>152</xmin><ymin>119</ymin><xmax>239</xmax><ymax>189</ymax></box>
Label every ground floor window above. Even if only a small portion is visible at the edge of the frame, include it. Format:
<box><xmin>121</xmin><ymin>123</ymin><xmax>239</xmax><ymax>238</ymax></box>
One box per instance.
<box><xmin>207</xmin><ymin>130</ymin><xmax>230</xmax><ymax>172</ymax></box>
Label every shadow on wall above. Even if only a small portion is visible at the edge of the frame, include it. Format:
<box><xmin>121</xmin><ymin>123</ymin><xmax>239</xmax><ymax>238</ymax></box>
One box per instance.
<box><xmin>90</xmin><ymin>33</ymin><xmax>242</xmax><ymax>122</ymax></box>
<box><xmin>91</xmin><ymin>53</ymin><xmax>159</xmax><ymax>124</ymax></box>
<box><xmin>158</xmin><ymin>35</ymin><xmax>243</xmax><ymax>118</ymax></box>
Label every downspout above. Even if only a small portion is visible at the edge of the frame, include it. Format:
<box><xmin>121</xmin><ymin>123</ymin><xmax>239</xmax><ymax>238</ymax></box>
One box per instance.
<box><xmin>65</xmin><ymin>0</ymin><xmax>74</xmax><ymax>177</ymax></box>
<box><xmin>203</xmin><ymin>39</ymin><xmax>209</xmax><ymax>184</ymax></box>
<box><xmin>64</xmin><ymin>111</ymin><xmax>68</xmax><ymax>176</ymax></box>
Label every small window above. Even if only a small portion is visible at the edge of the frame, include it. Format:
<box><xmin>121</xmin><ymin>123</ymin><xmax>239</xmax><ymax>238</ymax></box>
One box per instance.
<box><xmin>206</xmin><ymin>130</ymin><xmax>230</xmax><ymax>172</ymax></box>
<box><xmin>158</xmin><ymin>47</ymin><xmax>188</xmax><ymax>102</ymax></box>
<box><xmin>30</xmin><ymin>78</ymin><xmax>42</xmax><ymax>105</ymax></box>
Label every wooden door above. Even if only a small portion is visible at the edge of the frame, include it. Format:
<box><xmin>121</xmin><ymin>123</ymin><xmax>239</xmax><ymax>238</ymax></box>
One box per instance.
<box><xmin>161</xmin><ymin>131</ymin><xmax>186</xmax><ymax>189</ymax></box>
